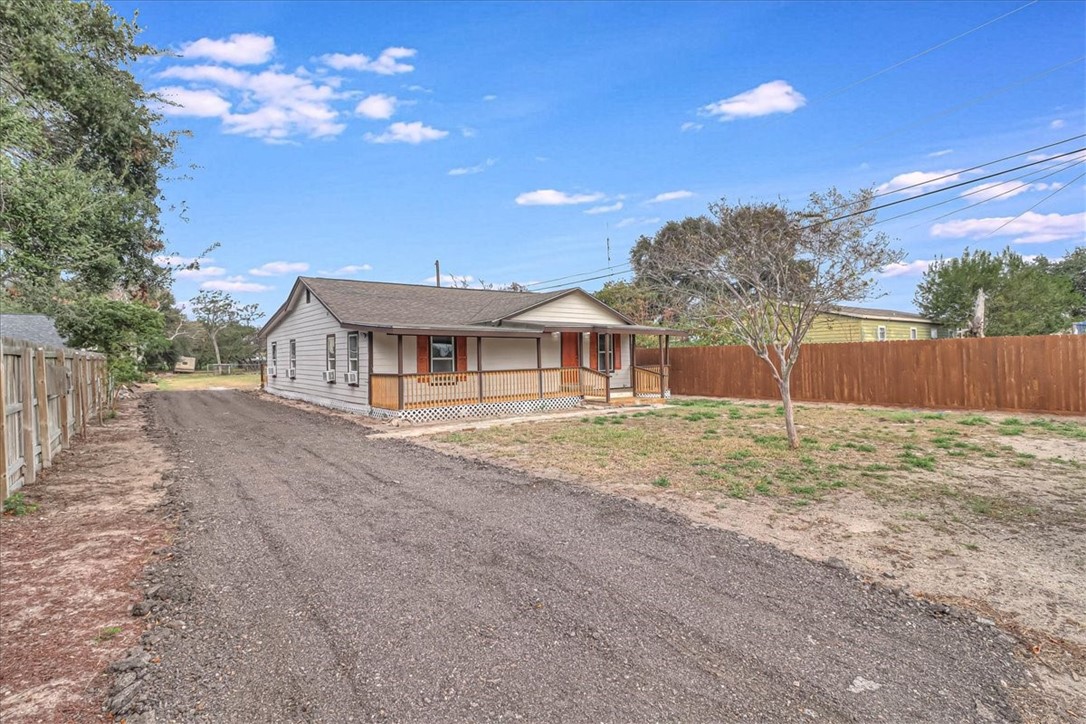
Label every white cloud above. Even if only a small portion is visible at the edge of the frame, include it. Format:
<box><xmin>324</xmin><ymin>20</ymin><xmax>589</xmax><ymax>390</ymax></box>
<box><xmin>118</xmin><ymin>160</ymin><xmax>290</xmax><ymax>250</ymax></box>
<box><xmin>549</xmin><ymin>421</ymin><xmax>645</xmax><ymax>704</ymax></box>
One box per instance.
<box><xmin>322</xmin><ymin>264</ymin><xmax>372</xmax><ymax>276</ymax></box>
<box><xmin>963</xmin><ymin>181</ymin><xmax>1063</xmax><ymax>202</ymax></box>
<box><xmin>585</xmin><ymin>201</ymin><xmax>623</xmax><ymax>215</ymax></box>
<box><xmin>175</xmin><ymin>265</ymin><xmax>227</xmax><ymax>280</ymax></box>
<box><xmin>930</xmin><ymin>211</ymin><xmax>1085</xmax><ymax>245</ymax></box>
<box><xmin>460</xmin><ymin>127</ymin><xmax>477</xmax><ymax>138</ymax></box>
<box><xmin>201</xmin><ymin>276</ymin><xmax>274</xmax><ymax>293</ymax></box>
<box><xmin>701</xmin><ymin>80</ymin><xmax>806</xmax><ymax>121</ymax></box>
<box><xmin>250</xmin><ymin>261</ymin><xmax>310</xmax><ymax>277</ymax></box>
<box><xmin>405</xmin><ymin>84</ymin><xmax>432</xmax><ymax>93</ymax></box>
<box><xmin>155</xmin><ymin>87</ymin><xmax>231</xmax><ymax>117</ymax></box>
<box><xmin>876</xmin><ymin>169</ymin><xmax>962</xmax><ymax>195</ymax></box>
<box><xmin>515</xmin><ymin>189</ymin><xmax>606</xmax><ymax>206</ymax></box>
<box><xmin>320</xmin><ymin>47</ymin><xmax>416</xmax><ymax>75</ymax></box>
<box><xmin>928</xmin><ymin>149</ymin><xmax>954</xmax><ymax>158</ymax></box>
<box><xmin>354</xmin><ymin>93</ymin><xmax>399</xmax><ymax>119</ymax></box>
<box><xmin>615</xmin><ymin>216</ymin><xmax>661</xmax><ymax>229</ymax></box>
<box><xmin>680</xmin><ymin>122</ymin><xmax>703</xmax><ymax>132</ymax></box>
<box><xmin>483</xmin><ymin>94</ymin><xmax>497</xmax><ymax>101</ymax></box>
<box><xmin>880</xmin><ymin>260</ymin><xmax>932</xmax><ymax>278</ymax></box>
<box><xmin>364</xmin><ymin>121</ymin><xmax>448</xmax><ymax>144</ymax></box>
<box><xmin>1051</xmin><ymin>119</ymin><xmax>1066</xmax><ymax>129</ymax></box>
<box><xmin>448</xmin><ymin>158</ymin><xmax>497</xmax><ymax>176</ymax></box>
<box><xmin>181</xmin><ymin>33</ymin><xmax>275</xmax><ymax>65</ymax></box>
<box><xmin>646</xmin><ymin>190</ymin><xmax>694</xmax><ymax>204</ymax></box>
<box><xmin>156</xmin><ymin>65</ymin><xmax>347</xmax><ymax>141</ymax></box>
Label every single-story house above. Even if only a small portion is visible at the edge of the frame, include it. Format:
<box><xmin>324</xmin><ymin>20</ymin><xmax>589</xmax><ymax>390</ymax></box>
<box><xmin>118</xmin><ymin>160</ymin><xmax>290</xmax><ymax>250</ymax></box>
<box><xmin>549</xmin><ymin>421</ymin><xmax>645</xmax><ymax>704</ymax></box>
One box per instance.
<box><xmin>806</xmin><ymin>305</ymin><xmax>941</xmax><ymax>343</ymax></box>
<box><xmin>258</xmin><ymin>277</ymin><xmax>683</xmax><ymax>422</ymax></box>
<box><xmin>0</xmin><ymin>313</ymin><xmax>67</xmax><ymax>347</ymax></box>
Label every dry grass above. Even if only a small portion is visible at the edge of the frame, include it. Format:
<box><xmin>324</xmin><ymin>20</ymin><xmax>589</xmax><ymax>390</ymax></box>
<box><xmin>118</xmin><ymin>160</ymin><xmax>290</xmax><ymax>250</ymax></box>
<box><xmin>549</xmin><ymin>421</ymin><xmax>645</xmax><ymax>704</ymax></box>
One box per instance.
<box><xmin>154</xmin><ymin>372</ymin><xmax>261</xmax><ymax>392</ymax></box>
<box><xmin>436</xmin><ymin>398</ymin><xmax>1085</xmax><ymax>518</ymax></box>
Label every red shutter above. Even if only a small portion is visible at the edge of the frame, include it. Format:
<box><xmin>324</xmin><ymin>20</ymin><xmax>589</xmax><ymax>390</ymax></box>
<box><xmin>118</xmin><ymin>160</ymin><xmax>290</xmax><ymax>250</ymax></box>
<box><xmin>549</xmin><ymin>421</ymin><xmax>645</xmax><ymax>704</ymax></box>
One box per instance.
<box><xmin>455</xmin><ymin>336</ymin><xmax>468</xmax><ymax>372</ymax></box>
<box><xmin>416</xmin><ymin>336</ymin><xmax>430</xmax><ymax>373</ymax></box>
<box><xmin>589</xmin><ymin>334</ymin><xmax>598</xmax><ymax>370</ymax></box>
<box><xmin>613</xmin><ymin>334</ymin><xmax>622</xmax><ymax>370</ymax></box>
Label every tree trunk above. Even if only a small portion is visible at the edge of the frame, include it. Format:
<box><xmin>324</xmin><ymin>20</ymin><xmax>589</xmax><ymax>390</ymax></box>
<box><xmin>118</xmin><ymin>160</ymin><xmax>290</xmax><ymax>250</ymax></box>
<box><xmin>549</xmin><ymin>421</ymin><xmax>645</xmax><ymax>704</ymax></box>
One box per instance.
<box><xmin>211</xmin><ymin>334</ymin><xmax>222</xmax><ymax>365</ymax></box>
<box><xmin>778</xmin><ymin>376</ymin><xmax>799</xmax><ymax>449</ymax></box>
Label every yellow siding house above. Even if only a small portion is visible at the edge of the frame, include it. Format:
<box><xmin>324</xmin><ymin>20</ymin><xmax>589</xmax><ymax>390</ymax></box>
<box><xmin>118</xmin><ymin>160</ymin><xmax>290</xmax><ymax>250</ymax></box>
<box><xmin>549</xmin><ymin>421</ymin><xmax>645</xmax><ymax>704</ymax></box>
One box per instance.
<box><xmin>806</xmin><ymin>305</ymin><xmax>941</xmax><ymax>343</ymax></box>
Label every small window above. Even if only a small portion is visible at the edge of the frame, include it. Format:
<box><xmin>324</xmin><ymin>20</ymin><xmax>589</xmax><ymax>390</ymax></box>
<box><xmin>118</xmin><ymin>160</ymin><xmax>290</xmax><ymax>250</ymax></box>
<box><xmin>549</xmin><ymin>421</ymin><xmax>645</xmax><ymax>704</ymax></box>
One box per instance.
<box><xmin>597</xmin><ymin>334</ymin><xmax>614</xmax><ymax>372</ymax></box>
<box><xmin>326</xmin><ymin>334</ymin><xmax>337</xmax><ymax>378</ymax></box>
<box><xmin>289</xmin><ymin>340</ymin><xmax>297</xmax><ymax>377</ymax></box>
<box><xmin>271</xmin><ymin>341</ymin><xmax>277</xmax><ymax>364</ymax></box>
<box><xmin>430</xmin><ymin>336</ymin><xmax>454</xmax><ymax>373</ymax></box>
<box><xmin>347</xmin><ymin>332</ymin><xmax>360</xmax><ymax>378</ymax></box>
<box><xmin>876</xmin><ymin>326</ymin><xmax>887</xmax><ymax>341</ymax></box>
<box><xmin>930</xmin><ymin>328</ymin><xmax>938</xmax><ymax>339</ymax></box>
<box><xmin>910</xmin><ymin>327</ymin><xmax>917</xmax><ymax>340</ymax></box>
<box><xmin>305</xmin><ymin>289</ymin><xmax>311</xmax><ymax>303</ymax></box>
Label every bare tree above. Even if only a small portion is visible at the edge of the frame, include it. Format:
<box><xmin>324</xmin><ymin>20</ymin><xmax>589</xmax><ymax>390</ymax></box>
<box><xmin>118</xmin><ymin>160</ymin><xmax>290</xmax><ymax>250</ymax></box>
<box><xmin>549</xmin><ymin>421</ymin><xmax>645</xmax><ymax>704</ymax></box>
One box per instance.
<box><xmin>637</xmin><ymin>189</ymin><xmax>902</xmax><ymax>449</ymax></box>
<box><xmin>189</xmin><ymin>290</ymin><xmax>262</xmax><ymax>366</ymax></box>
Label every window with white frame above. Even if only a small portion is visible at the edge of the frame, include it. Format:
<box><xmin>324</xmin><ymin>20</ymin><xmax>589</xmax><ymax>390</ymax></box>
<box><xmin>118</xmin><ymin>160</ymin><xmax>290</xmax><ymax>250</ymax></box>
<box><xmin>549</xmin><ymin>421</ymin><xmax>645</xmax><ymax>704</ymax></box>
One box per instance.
<box><xmin>597</xmin><ymin>333</ymin><xmax>614</xmax><ymax>372</ymax></box>
<box><xmin>289</xmin><ymin>339</ymin><xmax>296</xmax><ymax>376</ymax></box>
<box><xmin>910</xmin><ymin>327</ymin><xmax>918</xmax><ymax>340</ymax></box>
<box><xmin>326</xmin><ymin>334</ymin><xmax>337</xmax><ymax>376</ymax></box>
<box><xmin>430</xmin><ymin>336</ymin><xmax>454</xmax><ymax>372</ymax></box>
<box><xmin>271</xmin><ymin>341</ymin><xmax>277</xmax><ymax>368</ymax></box>
<box><xmin>347</xmin><ymin>332</ymin><xmax>360</xmax><ymax>379</ymax></box>
<box><xmin>930</xmin><ymin>328</ymin><xmax>939</xmax><ymax>339</ymax></box>
<box><xmin>876</xmin><ymin>326</ymin><xmax>887</xmax><ymax>341</ymax></box>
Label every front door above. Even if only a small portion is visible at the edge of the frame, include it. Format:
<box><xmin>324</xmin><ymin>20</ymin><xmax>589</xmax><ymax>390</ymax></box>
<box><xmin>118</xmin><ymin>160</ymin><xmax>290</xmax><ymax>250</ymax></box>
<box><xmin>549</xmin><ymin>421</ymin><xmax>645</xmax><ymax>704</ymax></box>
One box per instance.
<box><xmin>561</xmin><ymin>333</ymin><xmax>580</xmax><ymax>368</ymax></box>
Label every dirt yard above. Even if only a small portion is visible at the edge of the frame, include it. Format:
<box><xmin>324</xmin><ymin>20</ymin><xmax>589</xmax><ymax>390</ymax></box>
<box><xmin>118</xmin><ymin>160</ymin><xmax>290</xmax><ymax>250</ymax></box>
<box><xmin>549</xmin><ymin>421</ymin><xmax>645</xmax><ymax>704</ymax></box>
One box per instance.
<box><xmin>154</xmin><ymin>371</ymin><xmax>260</xmax><ymax>391</ymax></box>
<box><xmin>0</xmin><ymin>398</ymin><xmax>171</xmax><ymax>723</ymax></box>
<box><xmin>419</xmin><ymin>397</ymin><xmax>1086</xmax><ymax>715</ymax></box>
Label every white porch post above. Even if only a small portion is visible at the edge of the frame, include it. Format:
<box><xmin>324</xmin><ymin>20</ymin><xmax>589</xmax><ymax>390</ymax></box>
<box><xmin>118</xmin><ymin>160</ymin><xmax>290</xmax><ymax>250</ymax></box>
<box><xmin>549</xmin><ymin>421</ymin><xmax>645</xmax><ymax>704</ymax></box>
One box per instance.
<box><xmin>476</xmin><ymin>337</ymin><xmax>484</xmax><ymax>403</ymax></box>
<box><xmin>536</xmin><ymin>337</ymin><xmax>544</xmax><ymax>399</ymax></box>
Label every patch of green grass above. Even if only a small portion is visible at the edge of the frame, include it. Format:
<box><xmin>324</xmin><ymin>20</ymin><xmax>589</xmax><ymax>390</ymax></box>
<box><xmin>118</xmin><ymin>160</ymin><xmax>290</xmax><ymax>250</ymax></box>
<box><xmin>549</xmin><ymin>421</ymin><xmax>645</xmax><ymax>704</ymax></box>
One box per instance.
<box><xmin>95</xmin><ymin>626</ymin><xmax>123</xmax><ymax>643</ymax></box>
<box><xmin>881</xmin><ymin>411</ymin><xmax>917</xmax><ymax>424</ymax></box>
<box><xmin>725</xmin><ymin>449</ymin><xmax>753</xmax><ymax>461</ymax></box>
<box><xmin>800</xmin><ymin>436</ymin><xmax>819</xmax><ymax>447</ymax></box>
<box><xmin>900</xmin><ymin>449</ymin><xmax>937</xmax><ymax>471</ymax></box>
<box><xmin>921</xmin><ymin>412</ymin><xmax>947</xmax><ymax>420</ymax></box>
<box><xmin>652</xmin><ymin>476</ymin><xmax>671</xmax><ymax>488</ymax></box>
<box><xmin>843</xmin><ymin>441</ymin><xmax>877</xmax><ymax>453</ymax></box>
<box><xmin>753</xmin><ymin>478</ymin><xmax>773</xmax><ymax>495</ymax></box>
<box><xmin>998</xmin><ymin>426</ymin><xmax>1025</xmax><ymax>436</ymax></box>
<box><xmin>1027</xmin><ymin>418</ymin><xmax>1086</xmax><ymax>439</ymax></box>
<box><xmin>957</xmin><ymin>414</ymin><xmax>991</xmax><ymax>426</ymax></box>
<box><xmin>727</xmin><ymin>482</ymin><xmax>749</xmax><ymax>499</ymax></box>
<box><xmin>3</xmin><ymin>492</ymin><xmax>37</xmax><ymax>516</ymax></box>
<box><xmin>683</xmin><ymin>411</ymin><xmax>719</xmax><ymax>422</ymax></box>
<box><xmin>1001</xmin><ymin>417</ymin><xmax>1024</xmax><ymax>427</ymax></box>
<box><xmin>752</xmin><ymin>434</ymin><xmax>789</xmax><ymax>450</ymax></box>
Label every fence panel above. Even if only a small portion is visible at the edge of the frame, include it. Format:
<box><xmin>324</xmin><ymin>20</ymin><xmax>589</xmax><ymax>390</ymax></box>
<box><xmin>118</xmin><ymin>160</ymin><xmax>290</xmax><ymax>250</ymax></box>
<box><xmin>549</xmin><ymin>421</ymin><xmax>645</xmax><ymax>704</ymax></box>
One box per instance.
<box><xmin>0</xmin><ymin>339</ymin><xmax>107</xmax><ymax>499</ymax></box>
<box><xmin>637</xmin><ymin>336</ymin><xmax>1086</xmax><ymax>415</ymax></box>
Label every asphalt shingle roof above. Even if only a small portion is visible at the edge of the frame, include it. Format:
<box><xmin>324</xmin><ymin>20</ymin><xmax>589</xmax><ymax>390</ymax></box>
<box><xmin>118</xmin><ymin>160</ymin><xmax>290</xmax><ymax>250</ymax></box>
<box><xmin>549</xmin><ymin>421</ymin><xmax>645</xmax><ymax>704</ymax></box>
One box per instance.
<box><xmin>0</xmin><ymin>314</ymin><xmax>67</xmax><ymax>347</ymax></box>
<box><xmin>300</xmin><ymin>277</ymin><xmax>572</xmax><ymax>327</ymax></box>
<box><xmin>831</xmin><ymin>305</ymin><xmax>932</xmax><ymax>323</ymax></box>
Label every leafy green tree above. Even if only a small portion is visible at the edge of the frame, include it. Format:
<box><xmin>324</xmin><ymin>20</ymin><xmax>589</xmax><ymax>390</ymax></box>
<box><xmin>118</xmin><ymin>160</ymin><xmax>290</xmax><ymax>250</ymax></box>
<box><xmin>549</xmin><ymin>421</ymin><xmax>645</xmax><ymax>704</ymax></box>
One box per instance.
<box><xmin>1049</xmin><ymin>247</ymin><xmax>1086</xmax><ymax>318</ymax></box>
<box><xmin>53</xmin><ymin>296</ymin><xmax>168</xmax><ymax>383</ymax></box>
<box><xmin>916</xmin><ymin>248</ymin><xmax>1083</xmax><ymax>335</ymax></box>
<box><xmin>1</xmin><ymin>0</ymin><xmax>176</xmax><ymax>301</ymax></box>
<box><xmin>189</xmin><ymin>291</ymin><xmax>263</xmax><ymax>366</ymax></box>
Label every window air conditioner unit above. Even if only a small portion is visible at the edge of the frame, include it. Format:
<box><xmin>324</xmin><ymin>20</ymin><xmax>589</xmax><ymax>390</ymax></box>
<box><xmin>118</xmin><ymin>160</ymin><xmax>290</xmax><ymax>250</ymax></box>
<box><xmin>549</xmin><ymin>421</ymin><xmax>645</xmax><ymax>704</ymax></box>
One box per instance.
<box><xmin>268</xmin><ymin>366</ymin><xmax>277</xmax><ymax>377</ymax></box>
<box><xmin>344</xmin><ymin>371</ymin><xmax>359</xmax><ymax>385</ymax></box>
<box><xmin>322</xmin><ymin>369</ymin><xmax>337</xmax><ymax>383</ymax></box>
<box><xmin>287</xmin><ymin>367</ymin><xmax>297</xmax><ymax>379</ymax></box>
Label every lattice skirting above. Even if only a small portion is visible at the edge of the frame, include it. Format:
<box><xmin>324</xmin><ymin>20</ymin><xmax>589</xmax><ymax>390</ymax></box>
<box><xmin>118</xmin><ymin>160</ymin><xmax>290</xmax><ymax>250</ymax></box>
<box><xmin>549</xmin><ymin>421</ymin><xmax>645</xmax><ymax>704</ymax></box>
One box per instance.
<box><xmin>373</xmin><ymin>396</ymin><xmax>584</xmax><ymax>424</ymax></box>
<box><xmin>635</xmin><ymin>389</ymin><xmax>672</xmax><ymax>399</ymax></box>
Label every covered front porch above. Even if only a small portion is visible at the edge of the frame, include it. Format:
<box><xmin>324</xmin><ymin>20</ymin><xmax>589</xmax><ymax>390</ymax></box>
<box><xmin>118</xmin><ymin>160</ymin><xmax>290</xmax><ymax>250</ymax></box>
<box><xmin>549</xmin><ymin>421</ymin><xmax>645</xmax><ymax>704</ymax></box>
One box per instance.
<box><xmin>355</xmin><ymin>323</ymin><xmax>677</xmax><ymax>419</ymax></box>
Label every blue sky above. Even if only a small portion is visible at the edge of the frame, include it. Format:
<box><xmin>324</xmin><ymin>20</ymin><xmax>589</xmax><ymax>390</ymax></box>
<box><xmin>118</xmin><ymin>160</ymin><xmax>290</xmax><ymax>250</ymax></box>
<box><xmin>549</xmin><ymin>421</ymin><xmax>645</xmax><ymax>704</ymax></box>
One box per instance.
<box><xmin>116</xmin><ymin>0</ymin><xmax>1086</xmax><ymax>316</ymax></box>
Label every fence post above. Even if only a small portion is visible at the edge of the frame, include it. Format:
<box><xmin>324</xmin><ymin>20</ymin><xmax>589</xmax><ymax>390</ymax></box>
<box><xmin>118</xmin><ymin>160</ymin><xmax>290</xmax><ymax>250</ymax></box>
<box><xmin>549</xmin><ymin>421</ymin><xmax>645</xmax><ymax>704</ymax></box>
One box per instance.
<box><xmin>57</xmin><ymin>350</ymin><xmax>70</xmax><ymax>448</ymax></box>
<box><xmin>96</xmin><ymin>360</ymin><xmax>104</xmax><ymax>424</ymax></box>
<box><xmin>21</xmin><ymin>348</ymin><xmax>36</xmax><ymax>488</ymax></box>
<box><xmin>34</xmin><ymin>349</ymin><xmax>52</xmax><ymax>468</ymax></box>
<box><xmin>0</xmin><ymin>353</ymin><xmax>9</xmax><ymax>500</ymax></box>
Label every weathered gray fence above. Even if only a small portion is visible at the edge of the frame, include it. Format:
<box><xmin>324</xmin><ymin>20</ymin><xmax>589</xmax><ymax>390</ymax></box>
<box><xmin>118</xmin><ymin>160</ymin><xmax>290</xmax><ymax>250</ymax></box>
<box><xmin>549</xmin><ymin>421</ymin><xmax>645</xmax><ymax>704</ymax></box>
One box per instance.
<box><xmin>1</xmin><ymin>337</ymin><xmax>108</xmax><ymax>500</ymax></box>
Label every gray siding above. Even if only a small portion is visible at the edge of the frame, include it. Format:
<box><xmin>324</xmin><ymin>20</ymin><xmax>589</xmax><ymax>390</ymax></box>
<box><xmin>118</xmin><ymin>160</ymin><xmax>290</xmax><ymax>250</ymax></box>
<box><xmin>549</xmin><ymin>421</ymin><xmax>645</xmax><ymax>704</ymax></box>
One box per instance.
<box><xmin>265</xmin><ymin>295</ymin><xmax>370</xmax><ymax>413</ymax></box>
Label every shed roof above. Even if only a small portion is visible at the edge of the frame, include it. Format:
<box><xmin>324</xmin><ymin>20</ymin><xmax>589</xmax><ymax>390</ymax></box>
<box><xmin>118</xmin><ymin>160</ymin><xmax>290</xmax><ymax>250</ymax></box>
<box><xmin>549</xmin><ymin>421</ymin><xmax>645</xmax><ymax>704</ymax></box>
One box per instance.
<box><xmin>0</xmin><ymin>314</ymin><xmax>67</xmax><ymax>347</ymax></box>
<box><xmin>829</xmin><ymin>305</ymin><xmax>933</xmax><ymax>324</ymax></box>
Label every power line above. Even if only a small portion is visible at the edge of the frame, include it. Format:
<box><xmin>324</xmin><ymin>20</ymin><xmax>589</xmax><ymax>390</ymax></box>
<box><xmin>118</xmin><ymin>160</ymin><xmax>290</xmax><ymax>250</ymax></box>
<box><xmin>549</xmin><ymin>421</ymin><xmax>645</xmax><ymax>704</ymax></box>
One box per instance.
<box><xmin>522</xmin><ymin>262</ymin><xmax>633</xmax><ymax>289</ymax></box>
<box><xmin>856</xmin><ymin>55</ymin><xmax>1085</xmax><ymax>149</ymax></box>
<box><xmin>531</xmin><ymin>268</ymin><xmax>634</xmax><ymax>292</ymax></box>
<box><xmin>814</xmin><ymin>1</ymin><xmax>1039</xmax><ymax>104</ymax></box>
<box><xmin>978</xmin><ymin>172</ymin><xmax>1085</xmax><ymax>240</ymax></box>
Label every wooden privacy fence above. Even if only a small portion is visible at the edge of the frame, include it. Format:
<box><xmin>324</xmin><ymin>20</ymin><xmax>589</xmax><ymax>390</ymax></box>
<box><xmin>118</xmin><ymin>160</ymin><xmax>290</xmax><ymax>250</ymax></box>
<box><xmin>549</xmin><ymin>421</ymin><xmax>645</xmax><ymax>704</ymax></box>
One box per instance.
<box><xmin>637</xmin><ymin>336</ymin><xmax>1086</xmax><ymax>415</ymax></box>
<box><xmin>1</xmin><ymin>337</ymin><xmax>108</xmax><ymax>500</ymax></box>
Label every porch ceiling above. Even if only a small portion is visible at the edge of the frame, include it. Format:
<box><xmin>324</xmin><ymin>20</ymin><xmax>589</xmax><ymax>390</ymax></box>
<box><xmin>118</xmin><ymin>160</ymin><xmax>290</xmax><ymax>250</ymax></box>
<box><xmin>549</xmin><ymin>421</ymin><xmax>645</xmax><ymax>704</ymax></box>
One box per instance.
<box><xmin>342</xmin><ymin>321</ymin><xmax>687</xmax><ymax>338</ymax></box>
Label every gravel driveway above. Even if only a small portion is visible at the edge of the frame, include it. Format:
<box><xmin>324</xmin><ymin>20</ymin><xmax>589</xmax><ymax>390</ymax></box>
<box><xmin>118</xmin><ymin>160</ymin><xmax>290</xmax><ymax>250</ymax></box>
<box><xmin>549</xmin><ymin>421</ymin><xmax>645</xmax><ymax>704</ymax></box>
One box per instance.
<box><xmin>139</xmin><ymin>391</ymin><xmax>1026</xmax><ymax>722</ymax></box>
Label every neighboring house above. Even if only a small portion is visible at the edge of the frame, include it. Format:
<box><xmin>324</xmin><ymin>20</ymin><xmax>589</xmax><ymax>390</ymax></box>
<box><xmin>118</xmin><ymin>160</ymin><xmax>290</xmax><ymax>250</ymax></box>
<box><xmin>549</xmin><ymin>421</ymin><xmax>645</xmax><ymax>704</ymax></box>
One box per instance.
<box><xmin>0</xmin><ymin>314</ymin><xmax>67</xmax><ymax>347</ymax></box>
<box><xmin>259</xmin><ymin>278</ymin><xmax>682</xmax><ymax>422</ymax></box>
<box><xmin>1071</xmin><ymin>321</ymin><xmax>1086</xmax><ymax>335</ymax></box>
<box><xmin>806</xmin><ymin>306</ymin><xmax>941</xmax><ymax>343</ymax></box>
